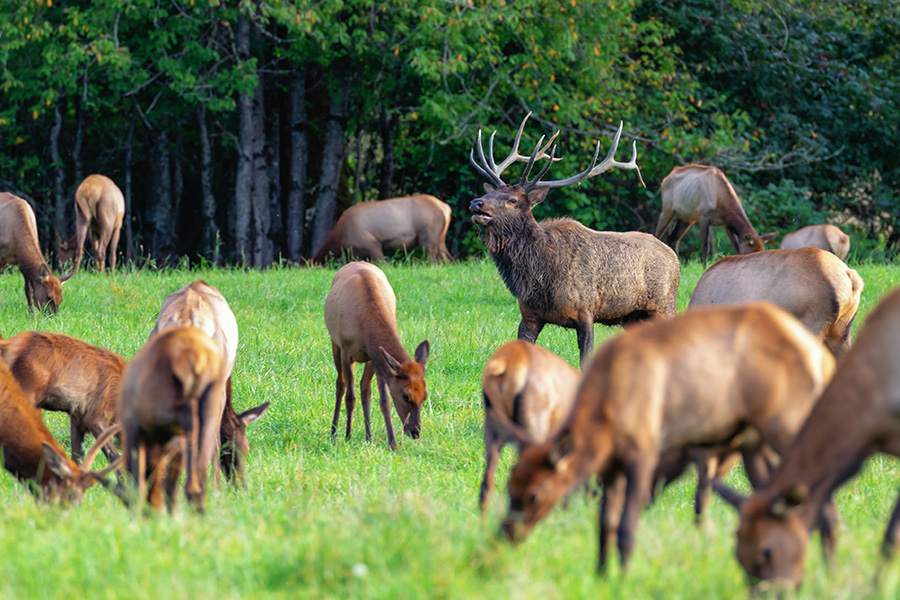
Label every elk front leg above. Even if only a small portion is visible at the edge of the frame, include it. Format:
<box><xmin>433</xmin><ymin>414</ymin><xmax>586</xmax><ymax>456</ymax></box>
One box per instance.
<box><xmin>341</xmin><ymin>352</ymin><xmax>357</xmax><ymax>441</ymax></box>
<box><xmin>516</xmin><ymin>314</ymin><xmax>544</xmax><ymax>346</ymax></box>
<box><xmin>575</xmin><ymin>317</ymin><xmax>594</xmax><ymax>369</ymax></box>
<box><xmin>599</xmin><ymin>471</ymin><xmax>626</xmax><ymax>575</ymax></box>
<box><xmin>479</xmin><ymin>426</ymin><xmax>504</xmax><ymax>515</ymax></box>
<box><xmin>330</xmin><ymin>343</ymin><xmax>345</xmax><ymax>438</ymax></box>
<box><xmin>70</xmin><ymin>417</ymin><xmax>86</xmax><ymax>464</ymax></box>
<box><xmin>360</xmin><ymin>362</ymin><xmax>375</xmax><ymax>442</ymax></box>
<box><xmin>376</xmin><ymin>372</ymin><xmax>398</xmax><ymax>451</ymax></box>
<box><xmin>616</xmin><ymin>456</ymin><xmax>656</xmax><ymax>572</ymax></box>
<box><xmin>699</xmin><ymin>216</ymin><xmax>712</xmax><ymax>267</ymax></box>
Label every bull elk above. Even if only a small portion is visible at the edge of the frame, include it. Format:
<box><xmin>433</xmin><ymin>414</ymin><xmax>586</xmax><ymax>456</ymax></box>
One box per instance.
<box><xmin>780</xmin><ymin>224</ymin><xmax>850</xmax><ymax>261</ymax></box>
<box><xmin>120</xmin><ymin>326</ymin><xmax>226</xmax><ymax>513</ymax></box>
<box><xmin>0</xmin><ymin>360</ymin><xmax>120</xmax><ymax>503</ymax></box>
<box><xmin>714</xmin><ymin>286</ymin><xmax>900</xmax><ymax>590</ymax></box>
<box><xmin>501</xmin><ymin>303</ymin><xmax>836</xmax><ymax>573</ymax></box>
<box><xmin>469</xmin><ymin>113</ymin><xmax>680</xmax><ymax>367</ymax></box>
<box><xmin>311</xmin><ymin>194</ymin><xmax>454</xmax><ymax>264</ymax></box>
<box><xmin>689</xmin><ymin>247</ymin><xmax>863</xmax><ymax>358</ymax></box>
<box><xmin>0</xmin><ymin>192</ymin><xmax>70</xmax><ymax>314</ymax></box>
<box><xmin>324</xmin><ymin>261</ymin><xmax>430</xmax><ymax>451</ymax></box>
<box><xmin>150</xmin><ymin>280</ymin><xmax>269</xmax><ymax>485</ymax></box>
<box><xmin>73</xmin><ymin>174</ymin><xmax>125</xmax><ymax>272</ymax></box>
<box><xmin>655</xmin><ymin>164</ymin><xmax>777</xmax><ymax>266</ymax></box>
<box><xmin>0</xmin><ymin>331</ymin><xmax>124</xmax><ymax>463</ymax></box>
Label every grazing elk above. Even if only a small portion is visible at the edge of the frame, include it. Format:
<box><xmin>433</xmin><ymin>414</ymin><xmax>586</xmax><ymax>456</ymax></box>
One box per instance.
<box><xmin>120</xmin><ymin>326</ymin><xmax>226</xmax><ymax>513</ymax></box>
<box><xmin>479</xmin><ymin>340</ymin><xmax>581</xmax><ymax>513</ymax></box>
<box><xmin>0</xmin><ymin>360</ymin><xmax>121</xmax><ymax>503</ymax></box>
<box><xmin>311</xmin><ymin>194</ymin><xmax>454</xmax><ymax>264</ymax></box>
<box><xmin>469</xmin><ymin>113</ymin><xmax>679</xmax><ymax>367</ymax></box>
<box><xmin>654</xmin><ymin>164</ymin><xmax>777</xmax><ymax>266</ymax></box>
<box><xmin>689</xmin><ymin>247</ymin><xmax>863</xmax><ymax>358</ymax></box>
<box><xmin>0</xmin><ymin>331</ymin><xmax>124</xmax><ymax>463</ymax></box>
<box><xmin>73</xmin><ymin>174</ymin><xmax>125</xmax><ymax>272</ymax></box>
<box><xmin>500</xmin><ymin>303</ymin><xmax>836</xmax><ymax>573</ymax></box>
<box><xmin>714</xmin><ymin>286</ymin><xmax>900</xmax><ymax>590</ymax></box>
<box><xmin>0</xmin><ymin>192</ymin><xmax>69</xmax><ymax>314</ymax></box>
<box><xmin>150</xmin><ymin>280</ymin><xmax>269</xmax><ymax>485</ymax></box>
<box><xmin>780</xmin><ymin>224</ymin><xmax>850</xmax><ymax>261</ymax></box>
<box><xmin>324</xmin><ymin>261</ymin><xmax>430</xmax><ymax>451</ymax></box>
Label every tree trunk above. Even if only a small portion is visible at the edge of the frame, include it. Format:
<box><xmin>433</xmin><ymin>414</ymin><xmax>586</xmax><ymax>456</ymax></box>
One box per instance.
<box><xmin>251</xmin><ymin>72</ymin><xmax>272</xmax><ymax>268</ymax></box>
<box><xmin>172</xmin><ymin>132</ymin><xmax>184</xmax><ymax>258</ymax></box>
<box><xmin>198</xmin><ymin>104</ymin><xmax>218</xmax><ymax>263</ymax></box>
<box><xmin>286</xmin><ymin>70</ymin><xmax>308</xmax><ymax>262</ymax></box>
<box><xmin>379</xmin><ymin>108</ymin><xmax>398</xmax><ymax>200</ymax></box>
<box><xmin>311</xmin><ymin>72</ymin><xmax>351</xmax><ymax>254</ymax></box>
<box><xmin>151</xmin><ymin>130</ymin><xmax>173</xmax><ymax>261</ymax></box>
<box><xmin>73</xmin><ymin>94</ymin><xmax>85</xmax><ymax>185</ymax></box>
<box><xmin>50</xmin><ymin>101</ymin><xmax>66</xmax><ymax>254</ymax></box>
<box><xmin>265</xmin><ymin>76</ymin><xmax>283</xmax><ymax>261</ymax></box>
<box><xmin>234</xmin><ymin>13</ymin><xmax>253</xmax><ymax>265</ymax></box>
<box><xmin>124</xmin><ymin>112</ymin><xmax>134</xmax><ymax>261</ymax></box>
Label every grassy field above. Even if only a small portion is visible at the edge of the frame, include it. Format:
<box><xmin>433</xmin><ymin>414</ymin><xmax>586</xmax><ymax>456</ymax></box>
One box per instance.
<box><xmin>0</xmin><ymin>256</ymin><xmax>899</xmax><ymax>599</ymax></box>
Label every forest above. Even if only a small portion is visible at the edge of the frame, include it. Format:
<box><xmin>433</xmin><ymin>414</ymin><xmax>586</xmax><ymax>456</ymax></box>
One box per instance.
<box><xmin>1</xmin><ymin>0</ymin><xmax>897</xmax><ymax>267</ymax></box>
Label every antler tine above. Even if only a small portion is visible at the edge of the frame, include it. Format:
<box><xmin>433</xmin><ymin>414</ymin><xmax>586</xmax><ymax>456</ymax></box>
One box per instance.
<box><xmin>470</xmin><ymin>112</ymin><xmax>563</xmax><ymax>186</ymax></box>
<box><xmin>522</xmin><ymin>144</ymin><xmax>559</xmax><ymax>189</ymax></box>
<box><xmin>80</xmin><ymin>424</ymin><xmax>121</xmax><ymax>471</ymax></box>
<box><xmin>518</xmin><ymin>134</ymin><xmax>547</xmax><ymax>185</ymax></box>
<box><xmin>470</xmin><ymin>130</ymin><xmax>503</xmax><ymax>187</ymax></box>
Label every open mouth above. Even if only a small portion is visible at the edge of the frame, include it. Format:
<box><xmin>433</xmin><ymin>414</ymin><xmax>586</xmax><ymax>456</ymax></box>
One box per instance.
<box><xmin>471</xmin><ymin>212</ymin><xmax>493</xmax><ymax>225</ymax></box>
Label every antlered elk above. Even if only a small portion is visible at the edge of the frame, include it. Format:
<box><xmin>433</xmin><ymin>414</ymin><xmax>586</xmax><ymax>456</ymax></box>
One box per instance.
<box><xmin>501</xmin><ymin>303</ymin><xmax>836</xmax><ymax>573</ymax></box>
<box><xmin>150</xmin><ymin>280</ymin><xmax>269</xmax><ymax>484</ymax></box>
<box><xmin>469</xmin><ymin>113</ymin><xmax>679</xmax><ymax>366</ymax></box>
<box><xmin>73</xmin><ymin>174</ymin><xmax>125</xmax><ymax>272</ymax></box>
<box><xmin>0</xmin><ymin>331</ymin><xmax>124</xmax><ymax>463</ymax></box>
<box><xmin>120</xmin><ymin>326</ymin><xmax>226</xmax><ymax>513</ymax></box>
<box><xmin>0</xmin><ymin>360</ymin><xmax>121</xmax><ymax>503</ymax></box>
<box><xmin>689</xmin><ymin>247</ymin><xmax>863</xmax><ymax>357</ymax></box>
<box><xmin>714</xmin><ymin>286</ymin><xmax>900</xmax><ymax>590</ymax></box>
<box><xmin>655</xmin><ymin>164</ymin><xmax>777</xmax><ymax>266</ymax></box>
<box><xmin>324</xmin><ymin>261</ymin><xmax>430</xmax><ymax>451</ymax></box>
<box><xmin>479</xmin><ymin>340</ymin><xmax>580</xmax><ymax>513</ymax></box>
<box><xmin>311</xmin><ymin>194</ymin><xmax>454</xmax><ymax>264</ymax></box>
<box><xmin>0</xmin><ymin>192</ymin><xmax>69</xmax><ymax>314</ymax></box>
<box><xmin>780</xmin><ymin>224</ymin><xmax>850</xmax><ymax>261</ymax></box>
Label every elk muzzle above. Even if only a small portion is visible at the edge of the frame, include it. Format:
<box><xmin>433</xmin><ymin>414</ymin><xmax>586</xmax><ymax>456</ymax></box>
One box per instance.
<box><xmin>469</xmin><ymin>199</ymin><xmax>492</xmax><ymax>225</ymax></box>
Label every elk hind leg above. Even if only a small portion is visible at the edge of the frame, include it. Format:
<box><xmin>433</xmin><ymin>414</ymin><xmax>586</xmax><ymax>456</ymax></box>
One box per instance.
<box><xmin>479</xmin><ymin>426</ymin><xmax>503</xmax><ymax>515</ymax></box>
<box><xmin>330</xmin><ymin>343</ymin><xmax>345</xmax><ymax>438</ymax></box>
<box><xmin>360</xmin><ymin>362</ymin><xmax>375</xmax><ymax>442</ymax></box>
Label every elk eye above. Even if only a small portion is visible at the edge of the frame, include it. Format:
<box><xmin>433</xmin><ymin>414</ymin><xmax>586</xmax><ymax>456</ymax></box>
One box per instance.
<box><xmin>762</xmin><ymin>548</ymin><xmax>772</xmax><ymax>563</ymax></box>
<box><xmin>402</xmin><ymin>393</ymin><xmax>410</xmax><ymax>402</ymax></box>
<box><xmin>527</xmin><ymin>492</ymin><xmax>538</xmax><ymax>505</ymax></box>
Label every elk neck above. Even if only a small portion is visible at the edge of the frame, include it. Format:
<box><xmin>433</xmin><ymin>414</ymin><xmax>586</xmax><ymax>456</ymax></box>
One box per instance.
<box><xmin>483</xmin><ymin>214</ymin><xmax>557</xmax><ymax>307</ymax></box>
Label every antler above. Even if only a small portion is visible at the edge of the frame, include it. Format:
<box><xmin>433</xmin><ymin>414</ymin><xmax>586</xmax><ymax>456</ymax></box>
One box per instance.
<box><xmin>469</xmin><ymin>112</ymin><xmax>560</xmax><ymax>187</ymax></box>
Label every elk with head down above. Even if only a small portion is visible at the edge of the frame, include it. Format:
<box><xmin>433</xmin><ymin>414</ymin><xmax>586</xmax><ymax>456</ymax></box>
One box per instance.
<box><xmin>311</xmin><ymin>194</ymin><xmax>454</xmax><ymax>264</ymax></box>
<box><xmin>689</xmin><ymin>246</ymin><xmax>863</xmax><ymax>358</ymax></box>
<box><xmin>780</xmin><ymin>224</ymin><xmax>850</xmax><ymax>261</ymax></box>
<box><xmin>72</xmin><ymin>174</ymin><xmax>125</xmax><ymax>272</ymax></box>
<box><xmin>0</xmin><ymin>192</ymin><xmax>69</xmax><ymax>314</ymax></box>
<box><xmin>150</xmin><ymin>280</ymin><xmax>270</xmax><ymax>485</ymax></box>
<box><xmin>500</xmin><ymin>303</ymin><xmax>836</xmax><ymax>573</ymax></box>
<box><xmin>468</xmin><ymin>113</ymin><xmax>680</xmax><ymax>367</ymax></box>
<box><xmin>654</xmin><ymin>164</ymin><xmax>777</xmax><ymax>266</ymax></box>
<box><xmin>324</xmin><ymin>261</ymin><xmax>430</xmax><ymax>451</ymax></box>
<box><xmin>714</xmin><ymin>286</ymin><xmax>900</xmax><ymax>591</ymax></box>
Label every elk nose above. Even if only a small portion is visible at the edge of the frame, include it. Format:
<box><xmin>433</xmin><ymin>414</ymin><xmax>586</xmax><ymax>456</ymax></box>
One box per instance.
<box><xmin>469</xmin><ymin>199</ymin><xmax>484</xmax><ymax>211</ymax></box>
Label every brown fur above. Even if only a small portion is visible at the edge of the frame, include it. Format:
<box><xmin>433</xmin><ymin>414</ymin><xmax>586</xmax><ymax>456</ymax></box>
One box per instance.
<box><xmin>323</xmin><ymin>262</ymin><xmax>430</xmax><ymax>450</ymax></box>
<box><xmin>500</xmin><ymin>303</ymin><xmax>835</xmax><ymax>573</ymax></box>
<box><xmin>655</xmin><ymin>165</ymin><xmax>777</xmax><ymax>266</ymax></box>
<box><xmin>780</xmin><ymin>224</ymin><xmax>850</xmax><ymax>261</ymax></box>
<box><xmin>120</xmin><ymin>326</ymin><xmax>226</xmax><ymax>513</ymax></box>
<box><xmin>689</xmin><ymin>247</ymin><xmax>863</xmax><ymax>357</ymax></box>
<box><xmin>73</xmin><ymin>174</ymin><xmax>125</xmax><ymax>272</ymax></box>
<box><xmin>715</xmin><ymin>287</ymin><xmax>900</xmax><ymax>589</ymax></box>
<box><xmin>0</xmin><ymin>192</ymin><xmax>67</xmax><ymax>314</ymax></box>
<box><xmin>311</xmin><ymin>194</ymin><xmax>454</xmax><ymax>264</ymax></box>
<box><xmin>0</xmin><ymin>331</ymin><xmax>124</xmax><ymax>463</ymax></box>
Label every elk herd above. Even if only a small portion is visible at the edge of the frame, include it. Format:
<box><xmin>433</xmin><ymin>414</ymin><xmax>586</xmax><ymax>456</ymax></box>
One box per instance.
<box><xmin>0</xmin><ymin>113</ymin><xmax>893</xmax><ymax>592</ymax></box>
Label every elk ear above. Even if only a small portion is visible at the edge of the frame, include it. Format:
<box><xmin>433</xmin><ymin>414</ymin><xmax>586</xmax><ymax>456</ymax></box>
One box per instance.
<box><xmin>238</xmin><ymin>401</ymin><xmax>271</xmax><ymax>426</ymax></box>
<box><xmin>743</xmin><ymin>233</ymin><xmax>754</xmax><ymax>244</ymax></box>
<box><xmin>58</xmin><ymin>273</ymin><xmax>73</xmax><ymax>284</ymax></box>
<box><xmin>770</xmin><ymin>484</ymin><xmax>807</xmax><ymax>518</ymax></box>
<box><xmin>483</xmin><ymin>183</ymin><xmax>496</xmax><ymax>194</ymax></box>
<box><xmin>380</xmin><ymin>346</ymin><xmax>403</xmax><ymax>377</ymax></box>
<box><xmin>761</xmin><ymin>232</ymin><xmax>779</xmax><ymax>243</ymax></box>
<box><xmin>547</xmin><ymin>432</ymin><xmax>574</xmax><ymax>473</ymax></box>
<box><xmin>38</xmin><ymin>263</ymin><xmax>52</xmax><ymax>283</ymax></box>
<box><xmin>526</xmin><ymin>187</ymin><xmax>550</xmax><ymax>207</ymax></box>
<box><xmin>414</xmin><ymin>340</ymin><xmax>430</xmax><ymax>368</ymax></box>
<box><xmin>42</xmin><ymin>443</ymin><xmax>75</xmax><ymax>480</ymax></box>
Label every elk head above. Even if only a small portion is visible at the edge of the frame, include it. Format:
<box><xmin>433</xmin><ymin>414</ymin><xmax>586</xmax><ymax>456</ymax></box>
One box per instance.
<box><xmin>42</xmin><ymin>424</ymin><xmax>122</xmax><ymax>504</ymax></box>
<box><xmin>30</xmin><ymin>264</ymin><xmax>69</xmax><ymax>315</ymax></box>
<box><xmin>219</xmin><ymin>400</ymin><xmax>271</xmax><ymax>484</ymax></box>
<box><xmin>381</xmin><ymin>341</ymin><xmax>430</xmax><ymax>439</ymax></box>
<box><xmin>738</xmin><ymin>232</ymin><xmax>779</xmax><ymax>255</ymax></box>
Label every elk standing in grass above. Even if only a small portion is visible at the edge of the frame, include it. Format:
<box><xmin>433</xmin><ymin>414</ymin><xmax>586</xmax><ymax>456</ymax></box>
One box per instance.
<box><xmin>654</xmin><ymin>164</ymin><xmax>777</xmax><ymax>266</ymax></box>
<box><xmin>714</xmin><ymin>286</ymin><xmax>900</xmax><ymax>590</ymax></box>
<box><xmin>780</xmin><ymin>224</ymin><xmax>850</xmax><ymax>261</ymax></box>
<box><xmin>0</xmin><ymin>331</ymin><xmax>124</xmax><ymax>463</ymax></box>
<box><xmin>0</xmin><ymin>192</ymin><xmax>69</xmax><ymax>314</ymax></box>
<box><xmin>469</xmin><ymin>113</ymin><xmax>679</xmax><ymax>367</ymax></box>
<box><xmin>324</xmin><ymin>261</ymin><xmax>430</xmax><ymax>451</ymax></box>
<box><xmin>73</xmin><ymin>174</ymin><xmax>125</xmax><ymax>272</ymax></box>
<box><xmin>501</xmin><ymin>303</ymin><xmax>836</xmax><ymax>573</ymax></box>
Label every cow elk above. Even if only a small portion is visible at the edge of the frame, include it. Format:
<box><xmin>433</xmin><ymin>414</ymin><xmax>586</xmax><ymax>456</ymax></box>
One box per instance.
<box><xmin>0</xmin><ymin>360</ymin><xmax>121</xmax><ymax>503</ymax></box>
<box><xmin>0</xmin><ymin>331</ymin><xmax>124</xmax><ymax>463</ymax></box>
<box><xmin>714</xmin><ymin>286</ymin><xmax>900</xmax><ymax>590</ymax></box>
<box><xmin>655</xmin><ymin>164</ymin><xmax>777</xmax><ymax>266</ymax></box>
<box><xmin>324</xmin><ymin>261</ymin><xmax>430</xmax><ymax>451</ymax></box>
<box><xmin>73</xmin><ymin>174</ymin><xmax>125</xmax><ymax>272</ymax></box>
<box><xmin>479</xmin><ymin>340</ymin><xmax>580</xmax><ymax>513</ymax></box>
<box><xmin>150</xmin><ymin>280</ymin><xmax>269</xmax><ymax>485</ymax></box>
<box><xmin>469</xmin><ymin>113</ymin><xmax>679</xmax><ymax>366</ymax></box>
<box><xmin>780</xmin><ymin>224</ymin><xmax>850</xmax><ymax>261</ymax></box>
<box><xmin>0</xmin><ymin>192</ymin><xmax>70</xmax><ymax>314</ymax></box>
<box><xmin>311</xmin><ymin>194</ymin><xmax>454</xmax><ymax>264</ymax></box>
<box><xmin>689</xmin><ymin>247</ymin><xmax>863</xmax><ymax>358</ymax></box>
<box><xmin>501</xmin><ymin>303</ymin><xmax>836</xmax><ymax>573</ymax></box>
<box><xmin>120</xmin><ymin>326</ymin><xmax>226</xmax><ymax>513</ymax></box>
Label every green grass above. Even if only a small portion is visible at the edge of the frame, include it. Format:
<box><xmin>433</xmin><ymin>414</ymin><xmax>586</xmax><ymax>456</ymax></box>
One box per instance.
<box><xmin>0</xmin><ymin>257</ymin><xmax>899</xmax><ymax>599</ymax></box>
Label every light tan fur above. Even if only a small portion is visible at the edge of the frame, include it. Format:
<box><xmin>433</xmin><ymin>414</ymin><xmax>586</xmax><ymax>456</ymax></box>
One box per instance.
<box><xmin>779</xmin><ymin>224</ymin><xmax>850</xmax><ymax>261</ymax></box>
<box><xmin>689</xmin><ymin>247</ymin><xmax>863</xmax><ymax>357</ymax></box>
<box><xmin>324</xmin><ymin>262</ymin><xmax>430</xmax><ymax>450</ymax></box>
<box><xmin>73</xmin><ymin>174</ymin><xmax>125</xmax><ymax>272</ymax></box>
